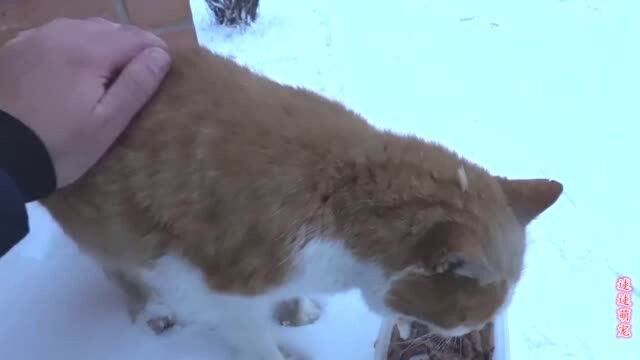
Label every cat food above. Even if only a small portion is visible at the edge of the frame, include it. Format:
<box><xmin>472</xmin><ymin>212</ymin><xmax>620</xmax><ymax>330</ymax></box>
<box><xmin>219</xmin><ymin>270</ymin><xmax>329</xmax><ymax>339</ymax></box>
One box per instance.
<box><xmin>375</xmin><ymin>319</ymin><xmax>495</xmax><ymax>360</ymax></box>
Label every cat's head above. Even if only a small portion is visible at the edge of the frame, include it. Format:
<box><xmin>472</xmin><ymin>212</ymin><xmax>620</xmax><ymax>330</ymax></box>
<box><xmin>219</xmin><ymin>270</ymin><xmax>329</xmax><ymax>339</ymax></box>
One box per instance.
<box><xmin>385</xmin><ymin>176</ymin><xmax>562</xmax><ymax>336</ymax></box>
<box><xmin>331</xmin><ymin>152</ymin><xmax>563</xmax><ymax>337</ymax></box>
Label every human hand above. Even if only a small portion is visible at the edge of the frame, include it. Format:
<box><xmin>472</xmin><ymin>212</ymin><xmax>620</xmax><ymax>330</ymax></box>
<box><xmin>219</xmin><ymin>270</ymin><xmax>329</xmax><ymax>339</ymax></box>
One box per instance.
<box><xmin>0</xmin><ymin>17</ymin><xmax>172</xmax><ymax>188</ymax></box>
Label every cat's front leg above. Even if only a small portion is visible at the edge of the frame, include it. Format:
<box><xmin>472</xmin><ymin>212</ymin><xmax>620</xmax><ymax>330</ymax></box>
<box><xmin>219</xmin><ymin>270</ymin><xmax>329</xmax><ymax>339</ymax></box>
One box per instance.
<box><xmin>103</xmin><ymin>267</ymin><xmax>176</xmax><ymax>334</ymax></box>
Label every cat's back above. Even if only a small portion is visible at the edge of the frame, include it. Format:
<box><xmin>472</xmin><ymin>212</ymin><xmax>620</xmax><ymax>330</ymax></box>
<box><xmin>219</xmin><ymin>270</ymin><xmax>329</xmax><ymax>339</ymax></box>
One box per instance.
<box><xmin>40</xmin><ymin>46</ymin><xmax>375</xmax><ymax>263</ymax></box>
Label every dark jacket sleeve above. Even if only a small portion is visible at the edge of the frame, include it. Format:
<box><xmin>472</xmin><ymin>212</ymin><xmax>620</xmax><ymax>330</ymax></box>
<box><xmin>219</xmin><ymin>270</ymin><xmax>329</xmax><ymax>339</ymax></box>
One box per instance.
<box><xmin>0</xmin><ymin>169</ymin><xmax>28</xmax><ymax>256</ymax></box>
<box><xmin>0</xmin><ymin>109</ymin><xmax>57</xmax><ymax>257</ymax></box>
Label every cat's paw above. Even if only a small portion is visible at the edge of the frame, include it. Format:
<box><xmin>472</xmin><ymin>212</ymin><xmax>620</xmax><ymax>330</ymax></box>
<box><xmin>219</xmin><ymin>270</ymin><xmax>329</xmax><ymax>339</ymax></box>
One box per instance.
<box><xmin>135</xmin><ymin>300</ymin><xmax>177</xmax><ymax>334</ymax></box>
<box><xmin>275</xmin><ymin>297</ymin><xmax>323</xmax><ymax>327</ymax></box>
<box><xmin>146</xmin><ymin>315</ymin><xmax>175</xmax><ymax>334</ymax></box>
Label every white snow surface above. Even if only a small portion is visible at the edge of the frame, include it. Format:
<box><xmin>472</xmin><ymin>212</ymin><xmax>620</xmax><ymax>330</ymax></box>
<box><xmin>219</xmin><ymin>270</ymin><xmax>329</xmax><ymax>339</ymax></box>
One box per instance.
<box><xmin>1</xmin><ymin>0</ymin><xmax>639</xmax><ymax>359</ymax></box>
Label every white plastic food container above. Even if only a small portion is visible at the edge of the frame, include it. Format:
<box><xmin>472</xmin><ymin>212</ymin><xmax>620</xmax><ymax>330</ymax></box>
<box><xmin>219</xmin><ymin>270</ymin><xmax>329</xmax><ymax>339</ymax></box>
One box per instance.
<box><xmin>374</xmin><ymin>312</ymin><xmax>509</xmax><ymax>360</ymax></box>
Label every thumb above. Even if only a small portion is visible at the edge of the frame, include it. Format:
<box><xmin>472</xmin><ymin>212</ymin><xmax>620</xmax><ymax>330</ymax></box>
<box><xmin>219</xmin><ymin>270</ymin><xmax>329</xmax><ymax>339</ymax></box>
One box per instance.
<box><xmin>94</xmin><ymin>47</ymin><xmax>171</xmax><ymax>136</ymax></box>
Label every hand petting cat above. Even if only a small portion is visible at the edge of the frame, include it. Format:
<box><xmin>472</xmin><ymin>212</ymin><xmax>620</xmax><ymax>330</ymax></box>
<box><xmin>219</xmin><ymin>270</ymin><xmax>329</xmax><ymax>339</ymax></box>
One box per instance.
<box><xmin>0</xmin><ymin>18</ymin><xmax>172</xmax><ymax>256</ymax></box>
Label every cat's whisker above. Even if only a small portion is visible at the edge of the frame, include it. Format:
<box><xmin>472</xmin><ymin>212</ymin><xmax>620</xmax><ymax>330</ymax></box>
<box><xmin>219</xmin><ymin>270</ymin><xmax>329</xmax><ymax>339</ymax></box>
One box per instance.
<box><xmin>434</xmin><ymin>336</ymin><xmax>451</xmax><ymax>353</ymax></box>
<box><xmin>447</xmin><ymin>336</ymin><xmax>455</xmax><ymax>350</ymax></box>
<box><xmin>399</xmin><ymin>338</ymin><xmax>422</xmax><ymax>357</ymax></box>
<box><xmin>399</xmin><ymin>331</ymin><xmax>440</xmax><ymax>356</ymax></box>
<box><xmin>396</xmin><ymin>329</ymin><xmax>435</xmax><ymax>354</ymax></box>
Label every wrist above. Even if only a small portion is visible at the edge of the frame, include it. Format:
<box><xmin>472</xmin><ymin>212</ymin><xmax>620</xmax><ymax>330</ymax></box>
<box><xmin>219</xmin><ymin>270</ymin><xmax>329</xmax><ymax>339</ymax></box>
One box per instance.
<box><xmin>0</xmin><ymin>109</ymin><xmax>57</xmax><ymax>202</ymax></box>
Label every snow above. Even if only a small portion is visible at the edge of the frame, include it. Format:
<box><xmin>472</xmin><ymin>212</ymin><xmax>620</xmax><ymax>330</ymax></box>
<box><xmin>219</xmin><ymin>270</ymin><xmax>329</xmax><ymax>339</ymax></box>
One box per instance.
<box><xmin>1</xmin><ymin>0</ymin><xmax>639</xmax><ymax>359</ymax></box>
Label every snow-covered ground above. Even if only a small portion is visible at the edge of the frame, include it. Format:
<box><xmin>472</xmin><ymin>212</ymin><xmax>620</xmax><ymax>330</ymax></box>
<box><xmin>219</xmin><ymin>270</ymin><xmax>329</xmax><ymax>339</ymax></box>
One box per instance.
<box><xmin>1</xmin><ymin>0</ymin><xmax>638</xmax><ymax>359</ymax></box>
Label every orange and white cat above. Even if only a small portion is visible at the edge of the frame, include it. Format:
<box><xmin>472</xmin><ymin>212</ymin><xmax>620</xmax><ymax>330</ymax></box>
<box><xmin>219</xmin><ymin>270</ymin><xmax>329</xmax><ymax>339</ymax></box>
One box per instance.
<box><xmin>40</xmin><ymin>46</ymin><xmax>562</xmax><ymax>360</ymax></box>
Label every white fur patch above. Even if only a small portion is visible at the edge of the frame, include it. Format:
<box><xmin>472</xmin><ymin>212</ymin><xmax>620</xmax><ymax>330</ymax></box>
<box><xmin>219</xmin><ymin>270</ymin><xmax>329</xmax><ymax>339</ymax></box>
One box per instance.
<box><xmin>396</xmin><ymin>317</ymin><xmax>412</xmax><ymax>340</ymax></box>
<box><xmin>124</xmin><ymin>238</ymin><xmax>399</xmax><ymax>359</ymax></box>
<box><xmin>457</xmin><ymin>165</ymin><xmax>469</xmax><ymax>191</ymax></box>
<box><xmin>134</xmin><ymin>237</ymin><xmax>391</xmax><ymax>328</ymax></box>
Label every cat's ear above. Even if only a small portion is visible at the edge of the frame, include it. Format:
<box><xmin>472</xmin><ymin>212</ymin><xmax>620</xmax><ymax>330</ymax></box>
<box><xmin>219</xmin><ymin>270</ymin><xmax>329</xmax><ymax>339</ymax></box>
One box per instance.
<box><xmin>422</xmin><ymin>221</ymin><xmax>498</xmax><ymax>285</ymax></box>
<box><xmin>497</xmin><ymin>178</ymin><xmax>563</xmax><ymax>226</ymax></box>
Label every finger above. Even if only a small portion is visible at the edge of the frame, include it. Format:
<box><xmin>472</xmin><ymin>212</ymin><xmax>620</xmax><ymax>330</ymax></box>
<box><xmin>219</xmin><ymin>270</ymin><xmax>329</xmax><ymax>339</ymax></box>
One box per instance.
<box><xmin>93</xmin><ymin>24</ymin><xmax>169</xmax><ymax>71</ymax></box>
<box><xmin>93</xmin><ymin>47</ymin><xmax>171</xmax><ymax>144</ymax></box>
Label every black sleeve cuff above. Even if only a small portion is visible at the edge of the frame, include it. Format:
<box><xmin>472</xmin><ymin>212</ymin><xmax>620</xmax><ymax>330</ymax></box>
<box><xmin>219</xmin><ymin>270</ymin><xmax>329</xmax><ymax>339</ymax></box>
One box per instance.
<box><xmin>0</xmin><ymin>109</ymin><xmax>57</xmax><ymax>202</ymax></box>
<box><xmin>0</xmin><ymin>169</ymin><xmax>28</xmax><ymax>256</ymax></box>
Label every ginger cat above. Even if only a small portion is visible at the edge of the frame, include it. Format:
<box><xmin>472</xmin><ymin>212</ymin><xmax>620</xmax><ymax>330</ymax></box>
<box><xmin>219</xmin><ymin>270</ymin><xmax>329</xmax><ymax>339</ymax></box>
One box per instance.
<box><xmin>40</xmin><ymin>46</ymin><xmax>562</xmax><ymax>360</ymax></box>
